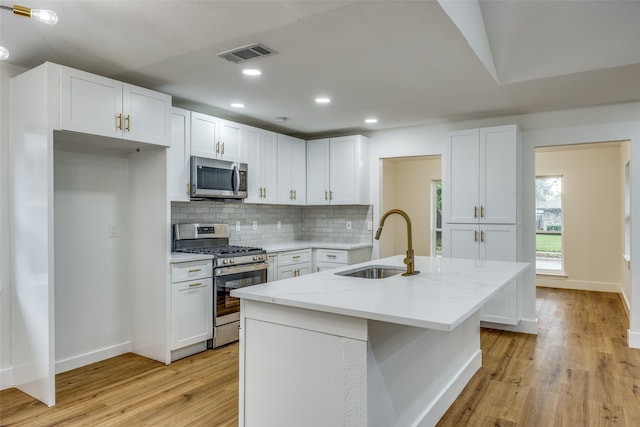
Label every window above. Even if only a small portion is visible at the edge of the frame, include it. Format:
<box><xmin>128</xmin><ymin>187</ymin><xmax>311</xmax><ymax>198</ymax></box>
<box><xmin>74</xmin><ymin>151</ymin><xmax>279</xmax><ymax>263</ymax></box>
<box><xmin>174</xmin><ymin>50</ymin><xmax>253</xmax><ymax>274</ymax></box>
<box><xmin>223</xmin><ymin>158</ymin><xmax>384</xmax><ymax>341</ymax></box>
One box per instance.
<box><xmin>431</xmin><ymin>180</ymin><xmax>442</xmax><ymax>257</ymax></box>
<box><xmin>535</xmin><ymin>176</ymin><xmax>563</xmax><ymax>272</ymax></box>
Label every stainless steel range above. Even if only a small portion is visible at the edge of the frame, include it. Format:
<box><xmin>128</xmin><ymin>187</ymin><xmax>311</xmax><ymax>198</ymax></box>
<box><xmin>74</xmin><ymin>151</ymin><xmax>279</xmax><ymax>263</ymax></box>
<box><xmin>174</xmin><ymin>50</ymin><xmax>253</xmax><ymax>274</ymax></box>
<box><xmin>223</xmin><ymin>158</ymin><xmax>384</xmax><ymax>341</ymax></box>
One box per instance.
<box><xmin>173</xmin><ymin>223</ymin><xmax>267</xmax><ymax>348</ymax></box>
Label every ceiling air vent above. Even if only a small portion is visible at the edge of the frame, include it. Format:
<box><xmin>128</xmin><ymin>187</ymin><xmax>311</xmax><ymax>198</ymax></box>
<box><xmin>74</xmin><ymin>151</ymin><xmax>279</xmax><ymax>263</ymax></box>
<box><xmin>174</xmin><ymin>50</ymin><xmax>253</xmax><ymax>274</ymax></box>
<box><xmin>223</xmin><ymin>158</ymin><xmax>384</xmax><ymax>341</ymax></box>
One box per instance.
<box><xmin>217</xmin><ymin>43</ymin><xmax>276</xmax><ymax>63</ymax></box>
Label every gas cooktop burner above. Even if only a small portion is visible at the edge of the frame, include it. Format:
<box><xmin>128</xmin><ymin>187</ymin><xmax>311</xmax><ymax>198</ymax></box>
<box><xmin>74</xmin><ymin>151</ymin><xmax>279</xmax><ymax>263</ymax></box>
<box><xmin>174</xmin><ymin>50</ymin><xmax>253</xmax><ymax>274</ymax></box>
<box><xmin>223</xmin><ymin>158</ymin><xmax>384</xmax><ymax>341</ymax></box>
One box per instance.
<box><xmin>176</xmin><ymin>245</ymin><xmax>262</xmax><ymax>256</ymax></box>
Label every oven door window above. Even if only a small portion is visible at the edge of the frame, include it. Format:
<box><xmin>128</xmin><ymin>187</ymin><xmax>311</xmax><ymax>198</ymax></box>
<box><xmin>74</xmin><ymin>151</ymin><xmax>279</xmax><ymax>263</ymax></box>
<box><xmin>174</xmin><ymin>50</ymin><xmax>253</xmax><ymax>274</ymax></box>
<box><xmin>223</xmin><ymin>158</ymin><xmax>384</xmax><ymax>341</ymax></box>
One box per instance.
<box><xmin>216</xmin><ymin>268</ymin><xmax>266</xmax><ymax>318</ymax></box>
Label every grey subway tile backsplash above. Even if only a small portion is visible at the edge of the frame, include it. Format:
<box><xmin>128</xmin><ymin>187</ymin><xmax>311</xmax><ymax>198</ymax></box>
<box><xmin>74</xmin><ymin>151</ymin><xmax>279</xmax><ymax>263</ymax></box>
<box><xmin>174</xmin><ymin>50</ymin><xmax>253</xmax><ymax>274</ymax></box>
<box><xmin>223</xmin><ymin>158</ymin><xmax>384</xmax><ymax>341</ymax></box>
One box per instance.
<box><xmin>171</xmin><ymin>201</ymin><xmax>373</xmax><ymax>246</ymax></box>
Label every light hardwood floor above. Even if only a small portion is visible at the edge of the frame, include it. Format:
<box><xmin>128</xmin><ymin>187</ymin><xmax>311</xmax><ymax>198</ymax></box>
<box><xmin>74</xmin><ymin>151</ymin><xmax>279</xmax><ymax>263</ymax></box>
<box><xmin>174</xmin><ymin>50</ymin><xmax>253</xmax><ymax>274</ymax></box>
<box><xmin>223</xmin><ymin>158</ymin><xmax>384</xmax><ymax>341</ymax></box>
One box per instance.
<box><xmin>1</xmin><ymin>288</ymin><xmax>639</xmax><ymax>426</ymax></box>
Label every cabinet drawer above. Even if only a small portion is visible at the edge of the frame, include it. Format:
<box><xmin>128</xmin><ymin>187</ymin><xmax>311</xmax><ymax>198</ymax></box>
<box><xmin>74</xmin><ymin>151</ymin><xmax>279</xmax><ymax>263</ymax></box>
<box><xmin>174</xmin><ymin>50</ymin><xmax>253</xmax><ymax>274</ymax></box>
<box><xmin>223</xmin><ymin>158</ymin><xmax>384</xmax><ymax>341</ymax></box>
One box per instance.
<box><xmin>316</xmin><ymin>249</ymin><xmax>348</xmax><ymax>264</ymax></box>
<box><xmin>171</xmin><ymin>259</ymin><xmax>212</xmax><ymax>283</ymax></box>
<box><xmin>277</xmin><ymin>249</ymin><xmax>311</xmax><ymax>266</ymax></box>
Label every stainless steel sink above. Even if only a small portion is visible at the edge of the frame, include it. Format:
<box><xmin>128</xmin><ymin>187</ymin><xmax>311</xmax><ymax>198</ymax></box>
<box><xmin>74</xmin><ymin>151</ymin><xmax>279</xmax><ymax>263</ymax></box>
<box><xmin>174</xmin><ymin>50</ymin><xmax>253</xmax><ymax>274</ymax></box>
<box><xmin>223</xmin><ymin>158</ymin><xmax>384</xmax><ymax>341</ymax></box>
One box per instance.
<box><xmin>335</xmin><ymin>265</ymin><xmax>405</xmax><ymax>279</ymax></box>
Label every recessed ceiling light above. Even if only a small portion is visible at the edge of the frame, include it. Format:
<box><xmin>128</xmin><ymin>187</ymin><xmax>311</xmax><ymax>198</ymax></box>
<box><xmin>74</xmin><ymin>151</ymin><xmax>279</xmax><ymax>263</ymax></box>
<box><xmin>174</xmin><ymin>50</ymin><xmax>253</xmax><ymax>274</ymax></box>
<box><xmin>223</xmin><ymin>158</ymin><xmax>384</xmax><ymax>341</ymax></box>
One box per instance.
<box><xmin>231</xmin><ymin>103</ymin><xmax>245</xmax><ymax>108</ymax></box>
<box><xmin>315</xmin><ymin>97</ymin><xmax>331</xmax><ymax>104</ymax></box>
<box><xmin>365</xmin><ymin>118</ymin><xmax>378</xmax><ymax>124</ymax></box>
<box><xmin>242</xmin><ymin>68</ymin><xmax>262</xmax><ymax>76</ymax></box>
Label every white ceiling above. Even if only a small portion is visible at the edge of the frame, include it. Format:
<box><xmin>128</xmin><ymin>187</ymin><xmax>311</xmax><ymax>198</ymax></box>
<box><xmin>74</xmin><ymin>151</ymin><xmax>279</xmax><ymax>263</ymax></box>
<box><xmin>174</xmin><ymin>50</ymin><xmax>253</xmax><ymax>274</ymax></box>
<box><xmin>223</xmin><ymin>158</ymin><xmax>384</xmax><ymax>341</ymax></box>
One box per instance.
<box><xmin>2</xmin><ymin>0</ymin><xmax>640</xmax><ymax>138</ymax></box>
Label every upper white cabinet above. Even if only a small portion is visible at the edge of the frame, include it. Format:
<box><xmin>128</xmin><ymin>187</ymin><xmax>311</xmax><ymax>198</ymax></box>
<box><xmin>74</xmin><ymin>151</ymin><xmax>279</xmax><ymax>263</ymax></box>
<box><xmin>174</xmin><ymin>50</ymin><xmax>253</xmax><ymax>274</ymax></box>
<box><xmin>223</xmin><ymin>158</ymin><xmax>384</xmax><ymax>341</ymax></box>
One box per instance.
<box><xmin>306</xmin><ymin>135</ymin><xmax>369</xmax><ymax>205</ymax></box>
<box><xmin>60</xmin><ymin>65</ymin><xmax>171</xmax><ymax>146</ymax></box>
<box><xmin>244</xmin><ymin>126</ymin><xmax>278</xmax><ymax>204</ymax></box>
<box><xmin>277</xmin><ymin>134</ymin><xmax>306</xmax><ymax>205</ymax></box>
<box><xmin>445</xmin><ymin>125</ymin><xmax>518</xmax><ymax>224</ymax></box>
<box><xmin>191</xmin><ymin>112</ymin><xmax>243</xmax><ymax>163</ymax></box>
<box><xmin>168</xmin><ymin>107</ymin><xmax>191</xmax><ymax>202</ymax></box>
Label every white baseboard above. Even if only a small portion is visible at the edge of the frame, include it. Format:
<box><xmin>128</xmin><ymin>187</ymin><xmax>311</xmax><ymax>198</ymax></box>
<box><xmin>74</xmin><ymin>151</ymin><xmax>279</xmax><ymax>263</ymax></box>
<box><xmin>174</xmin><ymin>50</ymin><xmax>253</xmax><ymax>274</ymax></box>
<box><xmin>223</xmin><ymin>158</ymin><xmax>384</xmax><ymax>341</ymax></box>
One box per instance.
<box><xmin>415</xmin><ymin>349</ymin><xmax>482</xmax><ymax>426</ymax></box>
<box><xmin>0</xmin><ymin>366</ymin><xmax>13</xmax><ymax>390</ymax></box>
<box><xmin>536</xmin><ymin>277</ymin><xmax>621</xmax><ymax>293</ymax></box>
<box><xmin>629</xmin><ymin>330</ymin><xmax>640</xmax><ymax>349</ymax></box>
<box><xmin>55</xmin><ymin>342</ymin><xmax>131</xmax><ymax>374</ymax></box>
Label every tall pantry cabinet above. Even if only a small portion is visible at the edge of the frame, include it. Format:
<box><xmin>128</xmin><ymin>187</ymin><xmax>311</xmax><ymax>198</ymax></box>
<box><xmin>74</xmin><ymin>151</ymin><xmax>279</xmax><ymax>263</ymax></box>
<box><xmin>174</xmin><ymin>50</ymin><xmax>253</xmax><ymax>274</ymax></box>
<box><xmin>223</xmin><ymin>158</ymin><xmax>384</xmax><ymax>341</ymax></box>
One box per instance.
<box><xmin>443</xmin><ymin>125</ymin><xmax>522</xmax><ymax>325</ymax></box>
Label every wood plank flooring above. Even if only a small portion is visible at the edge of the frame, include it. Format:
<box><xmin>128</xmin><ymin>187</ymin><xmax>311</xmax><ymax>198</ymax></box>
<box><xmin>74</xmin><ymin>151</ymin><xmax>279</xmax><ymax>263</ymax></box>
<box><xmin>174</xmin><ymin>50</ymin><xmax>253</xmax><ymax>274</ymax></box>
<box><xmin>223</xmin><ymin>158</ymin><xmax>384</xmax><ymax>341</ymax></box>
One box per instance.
<box><xmin>2</xmin><ymin>288</ymin><xmax>639</xmax><ymax>426</ymax></box>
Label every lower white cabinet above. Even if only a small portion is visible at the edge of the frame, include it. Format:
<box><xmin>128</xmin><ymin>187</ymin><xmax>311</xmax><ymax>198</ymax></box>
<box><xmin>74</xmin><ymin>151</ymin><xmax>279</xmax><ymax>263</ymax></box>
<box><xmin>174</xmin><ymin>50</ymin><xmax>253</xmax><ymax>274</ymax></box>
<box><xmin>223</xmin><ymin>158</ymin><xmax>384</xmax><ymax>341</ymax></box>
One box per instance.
<box><xmin>313</xmin><ymin>247</ymin><xmax>372</xmax><ymax>272</ymax></box>
<box><xmin>266</xmin><ymin>253</ymin><xmax>278</xmax><ymax>282</ymax></box>
<box><xmin>170</xmin><ymin>259</ymin><xmax>213</xmax><ymax>351</ymax></box>
<box><xmin>274</xmin><ymin>249</ymin><xmax>312</xmax><ymax>280</ymax></box>
<box><xmin>443</xmin><ymin>224</ymin><xmax>520</xmax><ymax>325</ymax></box>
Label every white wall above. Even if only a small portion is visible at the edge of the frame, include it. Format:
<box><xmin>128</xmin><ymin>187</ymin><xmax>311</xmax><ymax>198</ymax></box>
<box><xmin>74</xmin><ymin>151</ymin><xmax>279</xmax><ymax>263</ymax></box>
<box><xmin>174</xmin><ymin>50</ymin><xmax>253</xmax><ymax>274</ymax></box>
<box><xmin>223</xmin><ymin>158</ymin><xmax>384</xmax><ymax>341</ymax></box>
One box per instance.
<box><xmin>368</xmin><ymin>101</ymin><xmax>640</xmax><ymax>341</ymax></box>
<box><xmin>0</xmin><ymin>62</ymin><xmax>27</xmax><ymax>389</ymax></box>
<box><xmin>53</xmin><ymin>148</ymin><xmax>132</xmax><ymax>372</ymax></box>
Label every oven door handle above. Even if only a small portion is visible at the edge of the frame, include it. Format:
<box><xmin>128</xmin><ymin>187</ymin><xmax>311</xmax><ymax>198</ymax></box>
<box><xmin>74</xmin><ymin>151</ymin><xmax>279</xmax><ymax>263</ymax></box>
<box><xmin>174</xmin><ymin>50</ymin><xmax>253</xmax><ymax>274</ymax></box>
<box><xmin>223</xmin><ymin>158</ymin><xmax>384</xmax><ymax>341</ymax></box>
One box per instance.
<box><xmin>215</xmin><ymin>262</ymin><xmax>269</xmax><ymax>276</ymax></box>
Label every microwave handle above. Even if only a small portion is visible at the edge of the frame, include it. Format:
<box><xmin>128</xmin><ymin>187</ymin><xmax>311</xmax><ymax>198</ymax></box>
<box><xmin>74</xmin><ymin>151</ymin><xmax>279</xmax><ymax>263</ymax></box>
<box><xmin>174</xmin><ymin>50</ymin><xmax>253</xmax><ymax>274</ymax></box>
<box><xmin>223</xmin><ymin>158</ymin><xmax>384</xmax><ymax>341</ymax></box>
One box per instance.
<box><xmin>232</xmin><ymin>164</ymin><xmax>240</xmax><ymax>195</ymax></box>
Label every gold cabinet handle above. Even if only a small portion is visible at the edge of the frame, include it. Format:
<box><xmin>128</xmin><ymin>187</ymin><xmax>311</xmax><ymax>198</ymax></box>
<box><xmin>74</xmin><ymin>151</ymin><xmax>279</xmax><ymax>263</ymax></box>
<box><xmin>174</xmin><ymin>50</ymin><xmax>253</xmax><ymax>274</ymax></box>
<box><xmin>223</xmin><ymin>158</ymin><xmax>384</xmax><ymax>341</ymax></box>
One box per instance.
<box><xmin>292</xmin><ymin>255</ymin><xmax>301</xmax><ymax>260</ymax></box>
<box><xmin>188</xmin><ymin>269</ymin><xmax>202</xmax><ymax>273</ymax></box>
<box><xmin>125</xmin><ymin>114</ymin><xmax>130</xmax><ymax>132</ymax></box>
<box><xmin>293</xmin><ymin>189</ymin><xmax>297</xmax><ymax>200</ymax></box>
<box><xmin>289</xmin><ymin>190</ymin><xmax>293</xmax><ymax>200</ymax></box>
<box><xmin>480</xmin><ymin>206</ymin><xmax>484</xmax><ymax>218</ymax></box>
<box><xmin>329</xmin><ymin>190</ymin><xmax>333</xmax><ymax>200</ymax></box>
<box><xmin>187</xmin><ymin>183</ymin><xmax>190</xmax><ymax>195</ymax></box>
<box><xmin>325</xmin><ymin>190</ymin><xmax>328</xmax><ymax>200</ymax></box>
<box><xmin>327</xmin><ymin>254</ymin><xmax>337</xmax><ymax>259</ymax></box>
<box><xmin>474</xmin><ymin>230</ymin><xmax>478</xmax><ymax>242</ymax></box>
<box><xmin>221</xmin><ymin>142</ymin><xmax>224</xmax><ymax>154</ymax></box>
<box><xmin>480</xmin><ymin>230</ymin><xmax>485</xmax><ymax>242</ymax></box>
<box><xmin>474</xmin><ymin>206</ymin><xmax>478</xmax><ymax>218</ymax></box>
<box><xmin>116</xmin><ymin>113</ymin><xmax>123</xmax><ymax>130</ymax></box>
<box><xmin>188</xmin><ymin>282</ymin><xmax>202</xmax><ymax>287</ymax></box>
<box><xmin>216</xmin><ymin>141</ymin><xmax>220</xmax><ymax>154</ymax></box>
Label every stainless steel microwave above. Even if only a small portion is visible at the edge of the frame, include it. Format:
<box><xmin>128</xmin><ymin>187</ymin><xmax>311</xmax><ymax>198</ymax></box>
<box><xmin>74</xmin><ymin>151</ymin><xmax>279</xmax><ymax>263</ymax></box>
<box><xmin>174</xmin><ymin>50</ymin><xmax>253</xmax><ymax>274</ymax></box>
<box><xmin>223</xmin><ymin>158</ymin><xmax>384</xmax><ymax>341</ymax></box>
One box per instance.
<box><xmin>190</xmin><ymin>156</ymin><xmax>248</xmax><ymax>200</ymax></box>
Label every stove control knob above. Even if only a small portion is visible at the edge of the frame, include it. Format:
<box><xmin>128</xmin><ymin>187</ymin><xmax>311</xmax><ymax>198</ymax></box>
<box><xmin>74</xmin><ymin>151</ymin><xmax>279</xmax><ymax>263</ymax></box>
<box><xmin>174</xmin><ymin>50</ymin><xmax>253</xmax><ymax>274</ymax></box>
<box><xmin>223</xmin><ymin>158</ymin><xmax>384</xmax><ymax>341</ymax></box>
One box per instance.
<box><xmin>230</xmin><ymin>258</ymin><xmax>235</xmax><ymax>264</ymax></box>
<box><xmin>223</xmin><ymin>259</ymin><xmax>228</xmax><ymax>265</ymax></box>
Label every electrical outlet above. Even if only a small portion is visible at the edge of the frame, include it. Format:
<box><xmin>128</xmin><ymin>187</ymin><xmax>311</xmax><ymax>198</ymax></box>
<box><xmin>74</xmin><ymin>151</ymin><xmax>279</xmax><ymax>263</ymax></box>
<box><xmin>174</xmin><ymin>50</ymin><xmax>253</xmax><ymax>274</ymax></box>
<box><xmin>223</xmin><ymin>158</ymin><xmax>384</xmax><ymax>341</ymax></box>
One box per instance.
<box><xmin>108</xmin><ymin>224</ymin><xmax>117</xmax><ymax>238</ymax></box>
<box><xmin>346</xmin><ymin>221</ymin><xmax>352</xmax><ymax>230</ymax></box>
<box><xmin>252</xmin><ymin>221</ymin><xmax>258</xmax><ymax>231</ymax></box>
<box><xmin>277</xmin><ymin>220</ymin><xmax>282</xmax><ymax>230</ymax></box>
<box><xmin>236</xmin><ymin>221</ymin><xmax>241</xmax><ymax>232</ymax></box>
<box><xmin>367</xmin><ymin>221</ymin><xmax>373</xmax><ymax>231</ymax></box>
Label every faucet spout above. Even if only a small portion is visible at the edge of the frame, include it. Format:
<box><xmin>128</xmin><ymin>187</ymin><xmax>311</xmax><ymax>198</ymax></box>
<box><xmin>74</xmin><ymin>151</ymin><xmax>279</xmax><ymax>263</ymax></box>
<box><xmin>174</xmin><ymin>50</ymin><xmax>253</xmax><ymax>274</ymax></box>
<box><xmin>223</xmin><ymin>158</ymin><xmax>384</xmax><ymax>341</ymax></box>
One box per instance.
<box><xmin>375</xmin><ymin>209</ymin><xmax>420</xmax><ymax>276</ymax></box>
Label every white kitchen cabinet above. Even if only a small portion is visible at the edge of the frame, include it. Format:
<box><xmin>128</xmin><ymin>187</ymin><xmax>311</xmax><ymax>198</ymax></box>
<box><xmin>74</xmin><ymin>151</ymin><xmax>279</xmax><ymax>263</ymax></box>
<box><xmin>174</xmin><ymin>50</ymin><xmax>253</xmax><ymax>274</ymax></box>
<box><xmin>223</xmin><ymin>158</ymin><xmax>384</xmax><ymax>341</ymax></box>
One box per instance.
<box><xmin>312</xmin><ymin>247</ymin><xmax>372</xmax><ymax>272</ymax></box>
<box><xmin>244</xmin><ymin>126</ymin><xmax>278</xmax><ymax>203</ymax></box>
<box><xmin>170</xmin><ymin>259</ymin><xmax>213</xmax><ymax>351</ymax></box>
<box><xmin>60</xmin><ymin>65</ymin><xmax>171</xmax><ymax>146</ymax></box>
<box><xmin>445</xmin><ymin>125</ymin><xmax>518</xmax><ymax>224</ymax></box>
<box><xmin>306</xmin><ymin>135</ymin><xmax>369</xmax><ymax>205</ymax></box>
<box><xmin>190</xmin><ymin>112</ymin><xmax>244</xmax><ymax>162</ymax></box>
<box><xmin>275</xmin><ymin>249</ymin><xmax>312</xmax><ymax>279</ymax></box>
<box><xmin>443</xmin><ymin>222</ymin><xmax>519</xmax><ymax>324</ymax></box>
<box><xmin>168</xmin><ymin>107</ymin><xmax>191</xmax><ymax>202</ymax></box>
<box><xmin>277</xmin><ymin>135</ymin><xmax>306</xmax><ymax>205</ymax></box>
<box><xmin>266</xmin><ymin>253</ymin><xmax>278</xmax><ymax>282</ymax></box>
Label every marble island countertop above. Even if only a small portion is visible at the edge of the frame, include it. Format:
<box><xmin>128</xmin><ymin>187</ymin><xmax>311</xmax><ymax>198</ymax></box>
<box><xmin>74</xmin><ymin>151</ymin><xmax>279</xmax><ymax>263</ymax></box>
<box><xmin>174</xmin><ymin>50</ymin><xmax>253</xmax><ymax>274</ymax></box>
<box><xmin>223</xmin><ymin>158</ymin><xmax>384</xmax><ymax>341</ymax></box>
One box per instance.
<box><xmin>231</xmin><ymin>255</ymin><xmax>529</xmax><ymax>331</ymax></box>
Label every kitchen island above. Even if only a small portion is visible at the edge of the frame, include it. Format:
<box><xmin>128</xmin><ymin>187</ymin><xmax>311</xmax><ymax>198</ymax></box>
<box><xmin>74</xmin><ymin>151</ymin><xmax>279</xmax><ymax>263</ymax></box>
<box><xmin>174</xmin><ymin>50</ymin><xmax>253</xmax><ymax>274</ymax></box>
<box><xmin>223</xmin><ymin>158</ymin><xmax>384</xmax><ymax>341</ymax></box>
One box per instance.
<box><xmin>231</xmin><ymin>255</ymin><xmax>529</xmax><ymax>426</ymax></box>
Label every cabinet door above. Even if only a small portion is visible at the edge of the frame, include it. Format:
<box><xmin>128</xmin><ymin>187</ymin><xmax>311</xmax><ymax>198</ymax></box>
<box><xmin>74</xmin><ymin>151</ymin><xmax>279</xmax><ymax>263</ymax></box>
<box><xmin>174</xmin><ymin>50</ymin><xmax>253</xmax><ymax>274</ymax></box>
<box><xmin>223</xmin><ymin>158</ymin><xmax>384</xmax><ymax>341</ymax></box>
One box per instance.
<box><xmin>245</xmin><ymin>127</ymin><xmax>277</xmax><ymax>204</ymax></box>
<box><xmin>168</xmin><ymin>108</ymin><xmax>191</xmax><ymax>202</ymax></box>
<box><xmin>443</xmin><ymin>223</ymin><xmax>479</xmax><ymax>259</ymax></box>
<box><xmin>191</xmin><ymin>112</ymin><xmax>219</xmax><ymax>159</ymax></box>
<box><xmin>60</xmin><ymin>66</ymin><xmax>123</xmax><ymax>139</ymax></box>
<box><xmin>277</xmin><ymin>135</ymin><xmax>305</xmax><ymax>205</ymax></box>
<box><xmin>277</xmin><ymin>263</ymin><xmax>311</xmax><ymax>279</ymax></box>
<box><xmin>479</xmin><ymin>224</ymin><xmax>517</xmax><ymax>262</ymax></box>
<box><xmin>480</xmin><ymin>125</ymin><xmax>517</xmax><ymax>224</ymax></box>
<box><xmin>219</xmin><ymin>119</ymin><xmax>244</xmax><ymax>162</ymax></box>
<box><xmin>266</xmin><ymin>253</ymin><xmax>278</xmax><ymax>282</ymax></box>
<box><xmin>306</xmin><ymin>139</ymin><xmax>330</xmax><ymax>205</ymax></box>
<box><xmin>171</xmin><ymin>278</ymin><xmax>213</xmax><ymax>350</ymax></box>
<box><xmin>122</xmin><ymin>83</ymin><xmax>171</xmax><ymax>146</ymax></box>
<box><xmin>446</xmin><ymin>129</ymin><xmax>479</xmax><ymax>223</ymax></box>
<box><xmin>289</xmin><ymin>138</ymin><xmax>306</xmax><ymax>205</ymax></box>
<box><xmin>330</xmin><ymin>136</ymin><xmax>359</xmax><ymax>204</ymax></box>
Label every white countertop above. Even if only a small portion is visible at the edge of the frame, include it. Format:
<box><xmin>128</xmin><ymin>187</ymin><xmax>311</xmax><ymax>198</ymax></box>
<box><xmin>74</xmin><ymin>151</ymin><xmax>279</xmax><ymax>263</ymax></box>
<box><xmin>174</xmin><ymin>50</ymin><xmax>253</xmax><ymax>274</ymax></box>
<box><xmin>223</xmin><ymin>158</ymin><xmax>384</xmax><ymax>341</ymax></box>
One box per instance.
<box><xmin>261</xmin><ymin>241</ymin><xmax>372</xmax><ymax>253</ymax></box>
<box><xmin>231</xmin><ymin>255</ymin><xmax>529</xmax><ymax>331</ymax></box>
<box><xmin>169</xmin><ymin>253</ymin><xmax>214</xmax><ymax>263</ymax></box>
